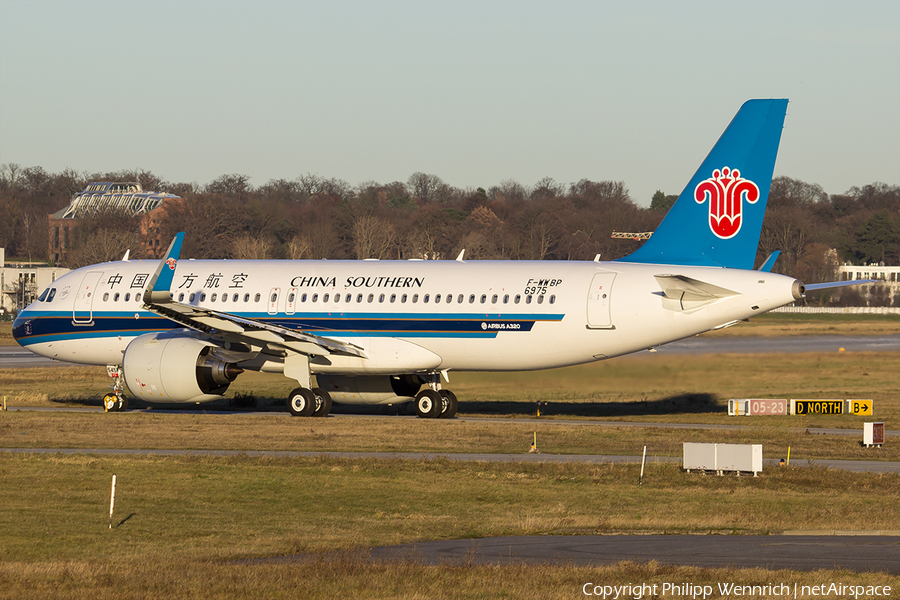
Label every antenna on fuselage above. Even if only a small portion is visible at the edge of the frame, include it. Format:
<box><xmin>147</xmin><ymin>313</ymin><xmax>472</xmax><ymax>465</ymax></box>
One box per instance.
<box><xmin>122</xmin><ymin>249</ymin><xmax>130</xmax><ymax>261</ymax></box>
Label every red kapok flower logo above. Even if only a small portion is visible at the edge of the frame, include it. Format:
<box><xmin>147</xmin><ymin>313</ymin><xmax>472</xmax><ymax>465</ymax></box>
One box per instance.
<box><xmin>694</xmin><ymin>167</ymin><xmax>760</xmax><ymax>239</ymax></box>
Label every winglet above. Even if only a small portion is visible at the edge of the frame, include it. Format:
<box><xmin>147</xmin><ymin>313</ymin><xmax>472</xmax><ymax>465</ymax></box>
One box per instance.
<box><xmin>758</xmin><ymin>251</ymin><xmax>780</xmax><ymax>272</ymax></box>
<box><xmin>144</xmin><ymin>232</ymin><xmax>185</xmax><ymax>304</ymax></box>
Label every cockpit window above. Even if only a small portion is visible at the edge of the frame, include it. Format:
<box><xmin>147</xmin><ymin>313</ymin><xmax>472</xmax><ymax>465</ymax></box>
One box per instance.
<box><xmin>47</xmin><ymin>288</ymin><xmax>57</xmax><ymax>302</ymax></box>
<box><xmin>38</xmin><ymin>288</ymin><xmax>49</xmax><ymax>302</ymax></box>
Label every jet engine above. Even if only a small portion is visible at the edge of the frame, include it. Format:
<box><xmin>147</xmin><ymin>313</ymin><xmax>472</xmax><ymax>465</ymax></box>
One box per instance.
<box><xmin>122</xmin><ymin>332</ymin><xmax>243</xmax><ymax>403</ymax></box>
<box><xmin>314</xmin><ymin>374</ymin><xmax>423</xmax><ymax>405</ymax></box>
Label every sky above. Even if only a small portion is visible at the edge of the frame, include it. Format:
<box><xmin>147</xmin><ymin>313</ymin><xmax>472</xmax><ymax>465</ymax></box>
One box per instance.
<box><xmin>0</xmin><ymin>0</ymin><xmax>897</xmax><ymax>207</ymax></box>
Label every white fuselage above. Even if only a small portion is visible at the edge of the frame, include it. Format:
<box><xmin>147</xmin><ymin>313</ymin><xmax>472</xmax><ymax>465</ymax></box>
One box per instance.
<box><xmin>15</xmin><ymin>257</ymin><xmax>800</xmax><ymax>374</ymax></box>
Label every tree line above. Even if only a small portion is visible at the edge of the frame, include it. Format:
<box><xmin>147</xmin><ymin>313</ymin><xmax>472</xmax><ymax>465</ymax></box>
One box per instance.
<box><xmin>1</xmin><ymin>164</ymin><xmax>897</xmax><ymax>290</ymax></box>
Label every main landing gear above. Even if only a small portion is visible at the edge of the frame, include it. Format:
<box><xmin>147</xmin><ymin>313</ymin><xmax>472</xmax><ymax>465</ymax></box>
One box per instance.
<box><xmin>287</xmin><ymin>387</ymin><xmax>332</xmax><ymax>417</ymax></box>
<box><xmin>103</xmin><ymin>365</ymin><xmax>128</xmax><ymax>412</ymax></box>
<box><xmin>414</xmin><ymin>378</ymin><xmax>457</xmax><ymax>419</ymax></box>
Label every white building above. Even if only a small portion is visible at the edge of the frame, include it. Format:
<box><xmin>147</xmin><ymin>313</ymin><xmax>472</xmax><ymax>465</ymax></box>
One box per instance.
<box><xmin>838</xmin><ymin>264</ymin><xmax>900</xmax><ymax>283</ymax></box>
<box><xmin>0</xmin><ymin>248</ymin><xmax>70</xmax><ymax>317</ymax></box>
<box><xmin>836</xmin><ymin>263</ymin><xmax>900</xmax><ymax>307</ymax></box>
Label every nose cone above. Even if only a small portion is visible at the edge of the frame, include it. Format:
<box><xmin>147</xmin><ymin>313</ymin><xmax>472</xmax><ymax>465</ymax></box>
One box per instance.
<box><xmin>11</xmin><ymin>310</ymin><xmax>30</xmax><ymax>347</ymax></box>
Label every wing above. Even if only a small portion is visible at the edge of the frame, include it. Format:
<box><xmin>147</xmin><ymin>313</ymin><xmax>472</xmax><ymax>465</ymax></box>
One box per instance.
<box><xmin>141</xmin><ymin>233</ymin><xmax>367</xmax><ymax>360</ymax></box>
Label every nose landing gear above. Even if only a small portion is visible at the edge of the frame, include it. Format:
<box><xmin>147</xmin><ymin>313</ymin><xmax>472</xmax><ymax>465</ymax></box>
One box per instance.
<box><xmin>103</xmin><ymin>365</ymin><xmax>128</xmax><ymax>412</ymax></box>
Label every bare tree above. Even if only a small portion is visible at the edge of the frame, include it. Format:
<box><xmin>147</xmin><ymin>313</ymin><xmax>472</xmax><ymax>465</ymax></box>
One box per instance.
<box><xmin>352</xmin><ymin>215</ymin><xmax>396</xmax><ymax>259</ymax></box>
<box><xmin>230</xmin><ymin>234</ymin><xmax>275</xmax><ymax>259</ymax></box>
<box><xmin>64</xmin><ymin>209</ymin><xmax>144</xmax><ymax>268</ymax></box>
<box><xmin>286</xmin><ymin>234</ymin><xmax>312</xmax><ymax>259</ymax></box>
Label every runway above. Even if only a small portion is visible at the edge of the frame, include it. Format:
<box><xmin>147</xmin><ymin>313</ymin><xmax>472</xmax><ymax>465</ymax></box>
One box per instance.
<box><xmin>3</xmin><ymin>446</ymin><xmax>899</xmax><ymax>474</ymax></box>
<box><xmin>366</xmin><ymin>534</ymin><xmax>900</xmax><ymax>574</ymax></box>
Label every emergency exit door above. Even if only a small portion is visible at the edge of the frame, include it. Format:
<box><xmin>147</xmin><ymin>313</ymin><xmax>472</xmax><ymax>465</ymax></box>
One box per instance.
<box><xmin>586</xmin><ymin>272</ymin><xmax>616</xmax><ymax>329</ymax></box>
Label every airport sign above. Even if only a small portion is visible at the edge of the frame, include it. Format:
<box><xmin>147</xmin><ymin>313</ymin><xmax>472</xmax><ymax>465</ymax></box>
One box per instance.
<box><xmin>791</xmin><ymin>399</ymin><xmax>843</xmax><ymax>415</ymax></box>
<box><xmin>848</xmin><ymin>400</ymin><xmax>873</xmax><ymax>416</ymax></box>
<box><xmin>749</xmin><ymin>399</ymin><xmax>787</xmax><ymax>416</ymax></box>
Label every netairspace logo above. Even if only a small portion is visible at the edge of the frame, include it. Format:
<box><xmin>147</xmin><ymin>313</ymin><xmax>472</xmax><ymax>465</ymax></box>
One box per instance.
<box><xmin>581</xmin><ymin>582</ymin><xmax>893</xmax><ymax>599</ymax></box>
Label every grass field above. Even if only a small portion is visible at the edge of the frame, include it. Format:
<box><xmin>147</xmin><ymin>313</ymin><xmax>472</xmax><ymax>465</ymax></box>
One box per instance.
<box><xmin>1</xmin><ymin>315</ymin><xmax>898</xmax><ymax>598</ymax></box>
<box><xmin>3</xmin><ymin>350</ymin><xmax>897</xmax><ymax>426</ymax></box>
<box><xmin>1</xmin><ymin>453</ymin><xmax>898</xmax><ymax>599</ymax></box>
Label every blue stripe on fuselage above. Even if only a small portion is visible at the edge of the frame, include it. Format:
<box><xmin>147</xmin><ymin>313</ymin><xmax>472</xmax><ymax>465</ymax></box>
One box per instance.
<box><xmin>13</xmin><ymin>308</ymin><xmax>565</xmax><ymax>346</ymax></box>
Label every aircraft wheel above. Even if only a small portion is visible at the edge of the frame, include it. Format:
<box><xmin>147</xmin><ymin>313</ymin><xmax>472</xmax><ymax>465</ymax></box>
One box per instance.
<box><xmin>116</xmin><ymin>396</ymin><xmax>128</xmax><ymax>412</ymax></box>
<box><xmin>311</xmin><ymin>388</ymin><xmax>332</xmax><ymax>417</ymax></box>
<box><xmin>439</xmin><ymin>390</ymin><xmax>458</xmax><ymax>419</ymax></box>
<box><xmin>287</xmin><ymin>387</ymin><xmax>316</xmax><ymax>417</ymax></box>
<box><xmin>415</xmin><ymin>390</ymin><xmax>442</xmax><ymax>419</ymax></box>
<box><xmin>103</xmin><ymin>393</ymin><xmax>118</xmax><ymax>413</ymax></box>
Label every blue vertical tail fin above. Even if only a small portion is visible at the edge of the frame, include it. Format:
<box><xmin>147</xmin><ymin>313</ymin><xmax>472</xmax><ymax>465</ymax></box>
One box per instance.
<box><xmin>618</xmin><ymin>99</ymin><xmax>788</xmax><ymax>269</ymax></box>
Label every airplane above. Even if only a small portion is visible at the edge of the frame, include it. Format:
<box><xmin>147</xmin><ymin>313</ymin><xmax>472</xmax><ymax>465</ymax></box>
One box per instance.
<box><xmin>12</xmin><ymin>99</ymin><xmax>865</xmax><ymax>418</ymax></box>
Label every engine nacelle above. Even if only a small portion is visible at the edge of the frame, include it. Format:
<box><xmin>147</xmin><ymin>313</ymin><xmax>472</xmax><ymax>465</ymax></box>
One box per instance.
<box><xmin>314</xmin><ymin>374</ymin><xmax>423</xmax><ymax>405</ymax></box>
<box><xmin>123</xmin><ymin>332</ymin><xmax>243</xmax><ymax>403</ymax></box>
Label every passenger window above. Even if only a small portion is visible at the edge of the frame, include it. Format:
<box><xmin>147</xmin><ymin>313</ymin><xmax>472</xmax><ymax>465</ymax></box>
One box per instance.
<box><xmin>549</xmin><ymin>295</ymin><xmax>556</xmax><ymax>304</ymax></box>
<box><xmin>334</xmin><ymin>293</ymin><xmax>341</xmax><ymax>303</ymax></box>
<box><xmin>221</xmin><ymin>294</ymin><xmax>227</xmax><ymax>302</ymax></box>
<box><xmin>312</xmin><ymin>293</ymin><xmax>318</xmax><ymax>302</ymax></box>
<box><xmin>114</xmin><ymin>293</ymin><xmax>120</xmax><ymax>301</ymax></box>
<box><xmin>178</xmin><ymin>293</ymin><xmax>185</xmax><ymax>302</ymax></box>
<box><xmin>537</xmin><ymin>295</ymin><xmax>544</xmax><ymax>304</ymax></box>
<box><xmin>103</xmin><ymin>292</ymin><xmax>110</xmax><ymax>302</ymax></box>
<box><xmin>254</xmin><ymin>293</ymin><xmax>261</xmax><ymax>302</ymax></box>
<box><xmin>211</xmin><ymin>293</ymin><xmax>217</xmax><ymax>301</ymax></box>
<box><xmin>480</xmin><ymin>294</ymin><xmax>486</xmax><ymax>304</ymax></box>
<box><xmin>357</xmin><ymin>294</ymin><xmax>363</xmax><ymax>303</ymax></box>
<box><xmin>468</xmin><ymin>295</ymin><xmax>475</xmax><ymax>304</ymax></box>
<box><xmin>190</xmin><ymin>293</ymin><xmax>197</xmax><ymax>302</ymax></box>
<box><xmin>323</xmin><ymin>293</ymin><xmax>330</xmax><ymax>302</ymax></box>
<box><xmin>379</xmin><ymin>294</ymin><xmax>385</xmax><ymax>303</ymax></box>
<box><xmin>270</xmin><ymin>293</ymin><xmax>277</xmax><ymax>303</ymax></box>
<box><xmin>125</xmin><ymin>293</ymin><xmax>131</xmax><ymax>302</ymax></box>
<box><xmin>401</xmin><ymin>294</ymin><xmax>408</xmax><ymax>303</ymax></box>
<box><xmin>457</xmin><ymin>294</ymin><xmax>464</xmax><ymax>303</ymax></box>
<box><xmin>367</xmin><ymin>294</ymin><xmax>374</xmax><ymax>303</ymax></box>
<box><xmin>233</xmin><ymin>294</ymin><xmax>239</xmax><ymax>302</ymax></box>
<box><xmin>244</xmin><ymin>294</ymin><xmax>250</xmax><ymax>302</ymax></box>
<box><xmin>503</xmin><ymin>294</ymin><xmax>509</xmax><ymax>304</ymax></box>
<box><xmin>526</xmin><ymin>295</ymin><xmax>533</xmax><ymax>304</ymax></box>
<box><xmin>346</xmin><ymin>294</ymin><xmax>352</xmax><ymax>302</ymax></box>
<box><xmin>435</xmin><ymin>294</ymin><xmax>441</xmax><ymax>303</ymax></box>
<box><xmin>491</xmin><ymin>294</ymin><xmax>498</xmax><ymax>304</ymax></box>
<box><xmin>514</xmin><ymin>295</ymin><xmax>521</xmax><ymax>304</ymax></box>
<box><xmin>423</xmin><ymin>294</ymin><xmax>430</xmax><ymax>303</ymax></box>
<box><xmin>135</xmin><ymin>293</ymin><xmax>142</xmax><ymax>303</ymax></box>
<box><xmin>390</xmin><ymin>294</ymin><xmax>396</xmax><ymax>303</ymax></box>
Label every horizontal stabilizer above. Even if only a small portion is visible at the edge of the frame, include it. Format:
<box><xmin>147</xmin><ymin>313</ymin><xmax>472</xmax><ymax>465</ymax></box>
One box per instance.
<box><xmin>655</xmin><ymin>274</ymin><xmax>739</xmax><ymax>302</ymax></box>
